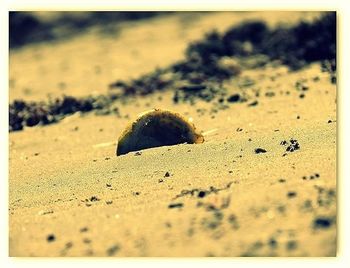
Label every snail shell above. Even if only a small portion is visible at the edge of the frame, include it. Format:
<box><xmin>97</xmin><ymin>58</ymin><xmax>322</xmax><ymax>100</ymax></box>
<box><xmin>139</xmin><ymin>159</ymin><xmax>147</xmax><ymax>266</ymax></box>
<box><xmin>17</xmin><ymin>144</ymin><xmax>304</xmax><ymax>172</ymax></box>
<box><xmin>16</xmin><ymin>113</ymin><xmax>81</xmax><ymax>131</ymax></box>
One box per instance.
<box><xmin>116</xmin><ymin>109</ymin><xmax>204</xmax><ymax>156</ymax></box>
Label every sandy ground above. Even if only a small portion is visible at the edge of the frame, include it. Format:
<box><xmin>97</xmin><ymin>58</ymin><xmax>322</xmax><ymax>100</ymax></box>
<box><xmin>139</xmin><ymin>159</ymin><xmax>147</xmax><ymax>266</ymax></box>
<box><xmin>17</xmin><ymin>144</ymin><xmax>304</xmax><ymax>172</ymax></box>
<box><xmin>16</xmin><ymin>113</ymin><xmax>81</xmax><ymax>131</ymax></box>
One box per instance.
<box><xmin>9</xmin><ymin>11</ymin><xmax>336</xmax><ymax>257</ymax></box>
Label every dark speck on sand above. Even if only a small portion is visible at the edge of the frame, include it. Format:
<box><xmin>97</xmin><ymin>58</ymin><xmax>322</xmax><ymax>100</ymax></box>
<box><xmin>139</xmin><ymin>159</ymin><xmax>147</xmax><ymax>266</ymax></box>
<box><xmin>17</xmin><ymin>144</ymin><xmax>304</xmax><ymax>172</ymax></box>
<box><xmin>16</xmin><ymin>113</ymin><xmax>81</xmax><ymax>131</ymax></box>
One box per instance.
<box><xmin>168</xmin><ymin>203</ymin><xmax>184</xmax><ymax>209</ymax></box>
<box><xmin>47</xmin><ymin>234</ymin><xmax>56</xmax><ymax>242</ymax></box>
<box><xmin>287</xmin><ymin>191</ymin><xmax>297</xmax><ymax>198</ymax></box>
<box><xmin>106</xmin><ymin>244</ymin><xmax>120</xmax><ymax>256</ymax></box>
<box><xmin>313</xmin><ymin>217</ymin><xmax>333</xmax><ymax>229</ymax></box>
<box><xmin>255</xmin><ymin>148</ymin><xmax>267</xmax><ymax>154</ymax></box>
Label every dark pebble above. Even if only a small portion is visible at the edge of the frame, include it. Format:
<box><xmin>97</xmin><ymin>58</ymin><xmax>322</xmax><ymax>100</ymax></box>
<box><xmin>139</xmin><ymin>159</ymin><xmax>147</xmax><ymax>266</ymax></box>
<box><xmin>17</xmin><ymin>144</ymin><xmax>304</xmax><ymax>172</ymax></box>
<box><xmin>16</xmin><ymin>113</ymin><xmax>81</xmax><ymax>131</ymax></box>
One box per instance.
<box><xmin>106</xmin><ymin>244</ymin><xmax>120</xmax><ymax>256</ymax></box>
<box><xmin>268</xmin><ymin>238</ymin><xmax>278</xmax><ymax>248</ymax></box>
<box><xmin>313</xmin><ymin>217</ymin><xmax>333</xmax><ymax>229</ymax></box>
<box><xmin>168</xmin><ymin>203</ymin><xmax>183</xmax><ymax>209</ymax></box>
<box><xmin>248</xmin><ymin>100</ymin><xmax>258</xmax><ymax>107</ymax></box>
<box><xmin>227</xmin><ymin>94</ymin><xmax>241</xmax><ymax>103</ymax></box>
<box><xmin>255</xmin><ymin>148</ymin><xmax>267</xmax><ymax>154</ymax></box>
<box><xmin>89</xmin><ymin>196</ymin><xmax>100</xmax><ymax>202</ymax></box>
<box><xmin>47</xmin><ymin>234</ymin><xmax>56</xmax><ymax>242</ymax></box>
<box><xmin>198</xmin><ymin>191</ymin><xmax>206</xmax><ymax>198</ymax></box>
<box><xmin>286</xmin><ymin>240</ymin><xmax>298</xmax><ymax>251</ymax></box>
<box><xmin>80</xmin><ymin>227</ymin><xmax>89</xmax><ymax>233</ymax></box>
<box><xmin>287</xmin><ymin>191</ymin><xmax>297</xmax><ymax>198</ymax></box>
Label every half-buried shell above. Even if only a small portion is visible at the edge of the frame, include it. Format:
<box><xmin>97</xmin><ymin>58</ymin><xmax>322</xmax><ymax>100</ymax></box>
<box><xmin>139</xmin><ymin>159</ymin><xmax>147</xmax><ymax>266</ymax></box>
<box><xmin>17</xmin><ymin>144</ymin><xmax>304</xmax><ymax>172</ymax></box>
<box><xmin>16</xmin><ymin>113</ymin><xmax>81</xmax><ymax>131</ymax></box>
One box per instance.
<box><xmin>116</xmin><ymin>109</ymin><xmax>204</xmax><ymax>156</ymax></box>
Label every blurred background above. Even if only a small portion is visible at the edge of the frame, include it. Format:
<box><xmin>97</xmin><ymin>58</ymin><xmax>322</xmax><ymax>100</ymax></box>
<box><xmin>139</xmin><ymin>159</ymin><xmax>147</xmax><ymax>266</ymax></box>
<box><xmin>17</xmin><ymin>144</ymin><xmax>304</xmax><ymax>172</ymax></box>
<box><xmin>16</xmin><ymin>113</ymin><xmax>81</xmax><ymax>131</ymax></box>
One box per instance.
<box><xmin>9</xmin><ymin>11</ymin><xmax>175</xmax><ymax>48</ymax></box>
<box><xmin>9</xmin><ymin>11</ymin><xmax>335</xmax><ymax>132</ymax></box>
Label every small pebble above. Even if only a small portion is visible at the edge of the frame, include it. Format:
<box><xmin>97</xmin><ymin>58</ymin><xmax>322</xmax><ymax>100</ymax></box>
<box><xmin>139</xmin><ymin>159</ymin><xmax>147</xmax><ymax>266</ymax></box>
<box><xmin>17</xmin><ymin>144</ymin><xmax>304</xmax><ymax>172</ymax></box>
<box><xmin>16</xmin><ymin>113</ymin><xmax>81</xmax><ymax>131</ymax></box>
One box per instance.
<box><xmin>47</xmin><ymin>234</ymin><xmax>56</xmax><ymax>242</ymax></box>
<box><xmin>255</xmin><ymin>148</ymin><xmax>267</xmax><ymax>154</ymax></box>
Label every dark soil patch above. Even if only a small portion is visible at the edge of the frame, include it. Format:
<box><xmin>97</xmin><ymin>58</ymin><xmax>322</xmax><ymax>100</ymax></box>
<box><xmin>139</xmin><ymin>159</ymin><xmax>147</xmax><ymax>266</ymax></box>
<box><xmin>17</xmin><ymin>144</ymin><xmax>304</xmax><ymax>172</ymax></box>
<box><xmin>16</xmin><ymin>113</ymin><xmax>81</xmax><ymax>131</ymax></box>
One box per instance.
<box><xmin>187</xmin><ymin>13</ymin><xmax>336</xmax><ymax>70</ymax></box>
<box><xmin>9</xmin><ymin>94</ymin><xmax>119</xmax><ymax>132</ymax></box>
<box><xmin>109</xmin><ymin>12</ymin><xmax>335</xmax><ymax>99</ymax></box>
<box><xmin>10</xmin><ymin>11</ymin><xmax>172</xmax><ymax>49</ymax></box>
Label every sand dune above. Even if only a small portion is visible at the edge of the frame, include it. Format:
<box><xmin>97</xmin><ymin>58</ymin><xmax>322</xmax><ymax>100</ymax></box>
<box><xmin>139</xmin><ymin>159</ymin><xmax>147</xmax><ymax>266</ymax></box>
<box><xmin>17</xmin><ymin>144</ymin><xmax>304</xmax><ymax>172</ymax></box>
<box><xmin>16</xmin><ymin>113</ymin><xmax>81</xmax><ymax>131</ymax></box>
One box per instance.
<box><xmin>9</xmin><ymin>11</ymin><xmax>336</xmax><ymax>257</ymax></box>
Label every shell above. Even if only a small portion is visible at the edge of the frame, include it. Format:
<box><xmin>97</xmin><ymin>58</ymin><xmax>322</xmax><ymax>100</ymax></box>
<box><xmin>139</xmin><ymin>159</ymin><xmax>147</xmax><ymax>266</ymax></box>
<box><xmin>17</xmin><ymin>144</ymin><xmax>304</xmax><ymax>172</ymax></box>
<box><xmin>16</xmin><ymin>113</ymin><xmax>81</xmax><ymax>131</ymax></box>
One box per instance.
<box><xmin>116</xmin><ymin>109</ymin><xmax>204</xmax><ymax>156</ymax></box>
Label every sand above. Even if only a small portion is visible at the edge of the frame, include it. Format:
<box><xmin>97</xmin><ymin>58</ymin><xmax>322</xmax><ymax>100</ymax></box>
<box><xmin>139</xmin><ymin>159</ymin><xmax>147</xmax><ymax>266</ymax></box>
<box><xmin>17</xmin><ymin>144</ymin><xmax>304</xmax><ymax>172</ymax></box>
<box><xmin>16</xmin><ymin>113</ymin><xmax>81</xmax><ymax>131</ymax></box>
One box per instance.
<box><xmin>9</xmin><ymin>11</ymin><xmax>336</xmax><ymax>257</ymax></box>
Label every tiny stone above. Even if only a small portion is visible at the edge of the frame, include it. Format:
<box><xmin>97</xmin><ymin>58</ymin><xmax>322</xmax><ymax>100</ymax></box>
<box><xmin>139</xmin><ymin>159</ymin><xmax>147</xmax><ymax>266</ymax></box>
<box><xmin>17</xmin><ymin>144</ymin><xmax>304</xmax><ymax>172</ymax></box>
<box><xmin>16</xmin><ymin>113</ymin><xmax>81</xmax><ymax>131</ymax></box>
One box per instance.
<box><xmin>198</xmin><ymin>191</ymin><xmax>206</xmax><ymax>198</ymax></box>
<box><xmin>168</xmin><ymin>203</ymin><xmax>183</xmax><ymax>209</ymax></box>
<box><xmin>65</xmin><ymin>241</ymin><xmax>73</xmax><ymax>249</ymax></box>
<box><xmin>80</xmin><ymin>227</ymin><xmax>89</xmax><ymax>233</ymax></box>
<box><xmin>47</xmin><ymin>234</ymin><xmax>56</xmax><ymax>242</ymax></box>
<box><xmin>106</xmin><ymin>244</ymin><xmax>120</xmax><ymax>256</ymax></box>
<box><xmin>287</xmin><ymin>191</ymin><xmax>297</xmax><ymax>198</ymax></box>
<box><xmin>286</xmin><ymin>240</ymin><xmax>298</xmax><ymax>251</ymax></box>
<box><xmin>313</xmin><ymin>217</ymin><xmax>333</xmax><ymax>229</ymax></box>
<box><xmin>268</xmin><ymin>238</ymin><xmax>278</xmax><ymax>248</ymax></box>
<box><xmin>255</xmin><ymin>148</ymin><xmax>267</xmax><ymax>154</ymax></box>
<box><xmin>90</xmin><ymin>196</ymin><xmax>100</xmax><ymax>202</ymax></box>
<box><xmin>83</xmin><ymin>238</ymin><xmax>91</xmax><ymax>244</ymax></box>
<box><xmin>248</xmin><ymin>100</ymin><xmax>258</xmax><ymax>107</ymax></box>
<box><xmin>227</xmin><ymin>94</ymin><xmax>241</xmax><ymax>103</ymax></box>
